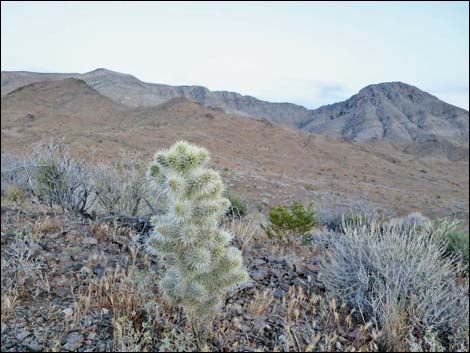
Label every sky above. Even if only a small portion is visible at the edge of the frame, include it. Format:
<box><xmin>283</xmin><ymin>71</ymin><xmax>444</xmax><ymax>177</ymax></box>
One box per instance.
<box><xmin>1</xmin><ymin>1</ymin><xmax>469</xmax><ymax>109</ymax></box>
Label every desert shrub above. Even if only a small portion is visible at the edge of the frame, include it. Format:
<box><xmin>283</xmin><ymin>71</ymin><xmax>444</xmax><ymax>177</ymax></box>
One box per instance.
<box><xmin>318</xmin><ymin>216</ymin><xmax>469</xmax><ymax>351</ymax></box>
<box><xmin>224</xmin><ymin>191</ymin><xmax>248</xmax><ymax>218</ymax></box>
<box><xmin>93</xmin><ymin>153</ymin><xmax>155</xmax><ymax>217</ymax></box>
<box><xmin>1</xmin><ymin>152</ymin><xmax>31</xmax><ymax>196</ymax></box>
<box><xmin>388</xmin><ymin>211</ymin><xmax>431</xmax><ymax>230</ymax></box>
<box><xmin>145</xmin><ymin>141</ymin><xmax>248</xmax><ymax>321</ymax></box>
<box><xmin>261</xmin><ymin>201</ymin><xmax>316</xmax><ymax>240</ymax></box>
<box><xmin>314</xmin><ymin>192</ymin><xmax>376</xmax><ymax>231</ymax></box>
<box><xmin>31</xmin><ymin>139</ymin><xmax>96</xmax><ymax>215</ymax></box>
<box><xmin>446</xmin><ymin>230</ymin><xmax>469</xmax><ymax>266</ymax></box>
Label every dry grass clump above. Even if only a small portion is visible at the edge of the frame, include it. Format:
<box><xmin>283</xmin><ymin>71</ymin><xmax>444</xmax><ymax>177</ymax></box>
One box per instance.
<box><xmin>318</xmin><ymin>215</ymin><xmax>469</xmax><ymax>351</ymax></box>
<box><xmin>1</xmin><ymin>228</ymin><xmax>45</xmax><ymax>296</ymax></box>
<box><xmin>223</xmin><ymin>213</ymin><xmax>263</xmax><ymax>254</ymax></box>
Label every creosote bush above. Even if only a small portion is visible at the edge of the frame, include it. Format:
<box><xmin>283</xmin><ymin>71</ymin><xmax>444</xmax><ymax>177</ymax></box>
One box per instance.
<box><xmin>446</xmin><ymin>230</ymin><xmax>469</xmax><ymax>266</ymax></box>
<box><xmin>261</xmin><ymin>201</ymin><xmax>316</xmax><ymax>240</ymax></box>
<box><xmin>145</xmin><ymin>141</ymin><xmax>248</xmax><ymax>321</ymax></box>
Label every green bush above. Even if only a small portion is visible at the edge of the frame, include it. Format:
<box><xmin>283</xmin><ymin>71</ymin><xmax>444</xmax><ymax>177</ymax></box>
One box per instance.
<box><xmin>225</xmin><ymin>191</ymin><xmax>248</xmax><ymax>218</ymax></box>
<box><xmin>36</xmin><ymin>159</ymin><xmax>66</xmax><ymax>198</ymax></box>
<box><xmin>261</xmin><ymin>201</ymin><xmax>316</xmax><ymax>239</ymax></box>
<box><xmin>446</xmin><ymin>230</ymin><xmax>469</xmax><ymax>266</ymax></box>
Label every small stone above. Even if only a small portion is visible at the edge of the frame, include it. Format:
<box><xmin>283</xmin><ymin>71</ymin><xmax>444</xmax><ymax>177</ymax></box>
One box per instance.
<box><xmin>46</xmin><ymin>232</ymin><xmax>61</xmax><ymax>239</ymax></box>
<box><xmin>93</xmin><ymin>266</ymin><xmax>105</xmax><ymax>276</ymax></box>
<box><xmin>25</xmin><ymin>343</ymin><xmax>43</xmax><ymax>352</ymax></box>
<box><xmin>251</xmin><ymin>269</ymin><xmax>267</xmax><ymax>281</ymax></box>
<box><xmin>62</xmin><ymin>307</ymin><xmax>74</xmax><ymax>317</ymax></box>
<box><xmin>82</xmin><ymin>237</ymin><xmax>98</xmax><ymax>245</ymax></box>
<box><xmin>63</xmin><ymin>331</ymin><xmax>83</xmax><ymax>351</ymax></box>
<box><xmin>213</xmin><ymin>338</ymin><xmax>223</xmax><ymax>349</ymax></box>
<box><xmin>292</xmin><ymin>277</ymin><xmax>306</xmax><ymax>287</ymax></box>
<box><xmin>273</xmin><ymin>289</ymin><xmax>286</xmax><ymax>299</ymax></box>
<box><xmin>244</xmin><ymin>284</ymin><xmax>256</xmax><ymax>294</ymax></box>
<box><xmin>337</xmin><ymin>326</ymin><xmax>347</xmax><ymax>336</ymax></box>
<box><xmin>251</xmin><ymin>259</ymin><xmax>266</xmax><ymax>266</ymax></box>
<box><xmin>16</xmin><ymin>329</ymin><xmax>31</xmax><ymax>341</ymax></box>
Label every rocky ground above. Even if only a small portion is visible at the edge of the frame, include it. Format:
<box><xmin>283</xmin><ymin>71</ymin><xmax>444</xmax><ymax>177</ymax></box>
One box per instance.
<box><xmin>1</xmin><ymin>203</ymin><xmax>380</xmax><ymax>352</ymax></box>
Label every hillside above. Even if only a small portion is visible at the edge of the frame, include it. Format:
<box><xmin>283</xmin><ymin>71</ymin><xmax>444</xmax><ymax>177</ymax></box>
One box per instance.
<box><xmin>1</xmin><ymin>69</ymin><xmax>312</xmax><ymax>127</ymax></box>
<box><xmin>302</xmin><ymin>82</ymin><xmax>469</xmax><ymax>159</ymax></box>
<box><xmin>1</xmin><ymin>78</ymin><xmax>468</xmax><ymax>222</ymax></box>
<box><xmin>3</xmin><ymin>70</ymin><xmax>468</xmax><ymax>158</ymax></box>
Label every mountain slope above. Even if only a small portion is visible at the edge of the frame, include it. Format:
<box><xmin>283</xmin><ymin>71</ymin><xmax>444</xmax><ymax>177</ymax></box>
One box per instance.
<box><xmin>1</xmin><ymin>70</ymin><xmax>469</xmax><ymax>159</ymax></box>
<box><xmin>1</xmin><ymin>78</ymin><xmax>468</xmax><ymax>222</ymax></box>
<box><xmin>302</xmin><ymin>82</ymin><xmax>469</xmax><ymax>146</ymax></box>
<box><xmin>2</xmin><ymin>78</ymin><xmax>128</xmax><ymax>131</ymax></box>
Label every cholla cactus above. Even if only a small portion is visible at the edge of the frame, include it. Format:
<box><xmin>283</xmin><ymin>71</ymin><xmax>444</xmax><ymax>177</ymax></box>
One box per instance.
<box><xmin>146</xmin><ymin>141</ymin><xmax>248</xmax><ymax>320</ymax></box>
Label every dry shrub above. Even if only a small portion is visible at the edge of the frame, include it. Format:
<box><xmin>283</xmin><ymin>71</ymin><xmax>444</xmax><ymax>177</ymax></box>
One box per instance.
<box><xmin>1</xmin><ymin>152</ymin><xmax>31</xmax><ymax>196</ymax></box>
<box><xmin>93</xmin><ymin>152</ymin><xmax>155</xmax><ymax>217</ymax></box>
<box><xmin>30</xmin><ymin>139</ymin><xmax>96</xmax><ymax>215</ymax></box>
<box><xmin>318</xmin><ymin>216</ymin><xmax>469</xmax><ymax>351</ymax></box>
<box><xmin>1</xmin><ymin>227</ymin><xmax>46</xmax><ymax>298</ymax></box>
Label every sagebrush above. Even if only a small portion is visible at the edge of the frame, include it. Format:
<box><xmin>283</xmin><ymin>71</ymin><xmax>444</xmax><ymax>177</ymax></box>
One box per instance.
<box><xmin>318</xmin><ymin>215</ymin><xmax>469</xmax><ymax>351</ymax></box>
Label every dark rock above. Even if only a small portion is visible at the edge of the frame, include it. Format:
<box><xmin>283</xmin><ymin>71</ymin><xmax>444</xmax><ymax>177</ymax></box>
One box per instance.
<box><xmin>93</xmin><ymin>266</ymin><xmax>105</xmax><ymax>276</ymax></box>
<box><xmin>273</xmin><ymin>289</ymin><xmax>286</xmax><ymax>299</ymax></box>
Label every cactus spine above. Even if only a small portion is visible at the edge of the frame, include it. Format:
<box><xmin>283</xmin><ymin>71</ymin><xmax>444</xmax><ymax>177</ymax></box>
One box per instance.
<box><xmin>146</xmin><ymin>141</ymin><xmax>248</xmax><ymax>319</ymax></box>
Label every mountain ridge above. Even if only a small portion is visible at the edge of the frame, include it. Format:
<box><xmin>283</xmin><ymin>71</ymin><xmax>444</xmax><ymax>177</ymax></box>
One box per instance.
<box><xmin>1</xmin><ymin>69</ymin><xmax>468</xmax><ymax>154</ymax></box>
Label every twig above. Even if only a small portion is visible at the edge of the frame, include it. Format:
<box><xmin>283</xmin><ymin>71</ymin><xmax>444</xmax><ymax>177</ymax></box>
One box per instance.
<box><xmin>144</xmin><ymin>197</ymin><xmax>157</xmax><ymax>216</ymax></box>
<box><xmin>290</xmin><ymin>325</ymin><xmax>302</xmax><ymax>352</ymax></box>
